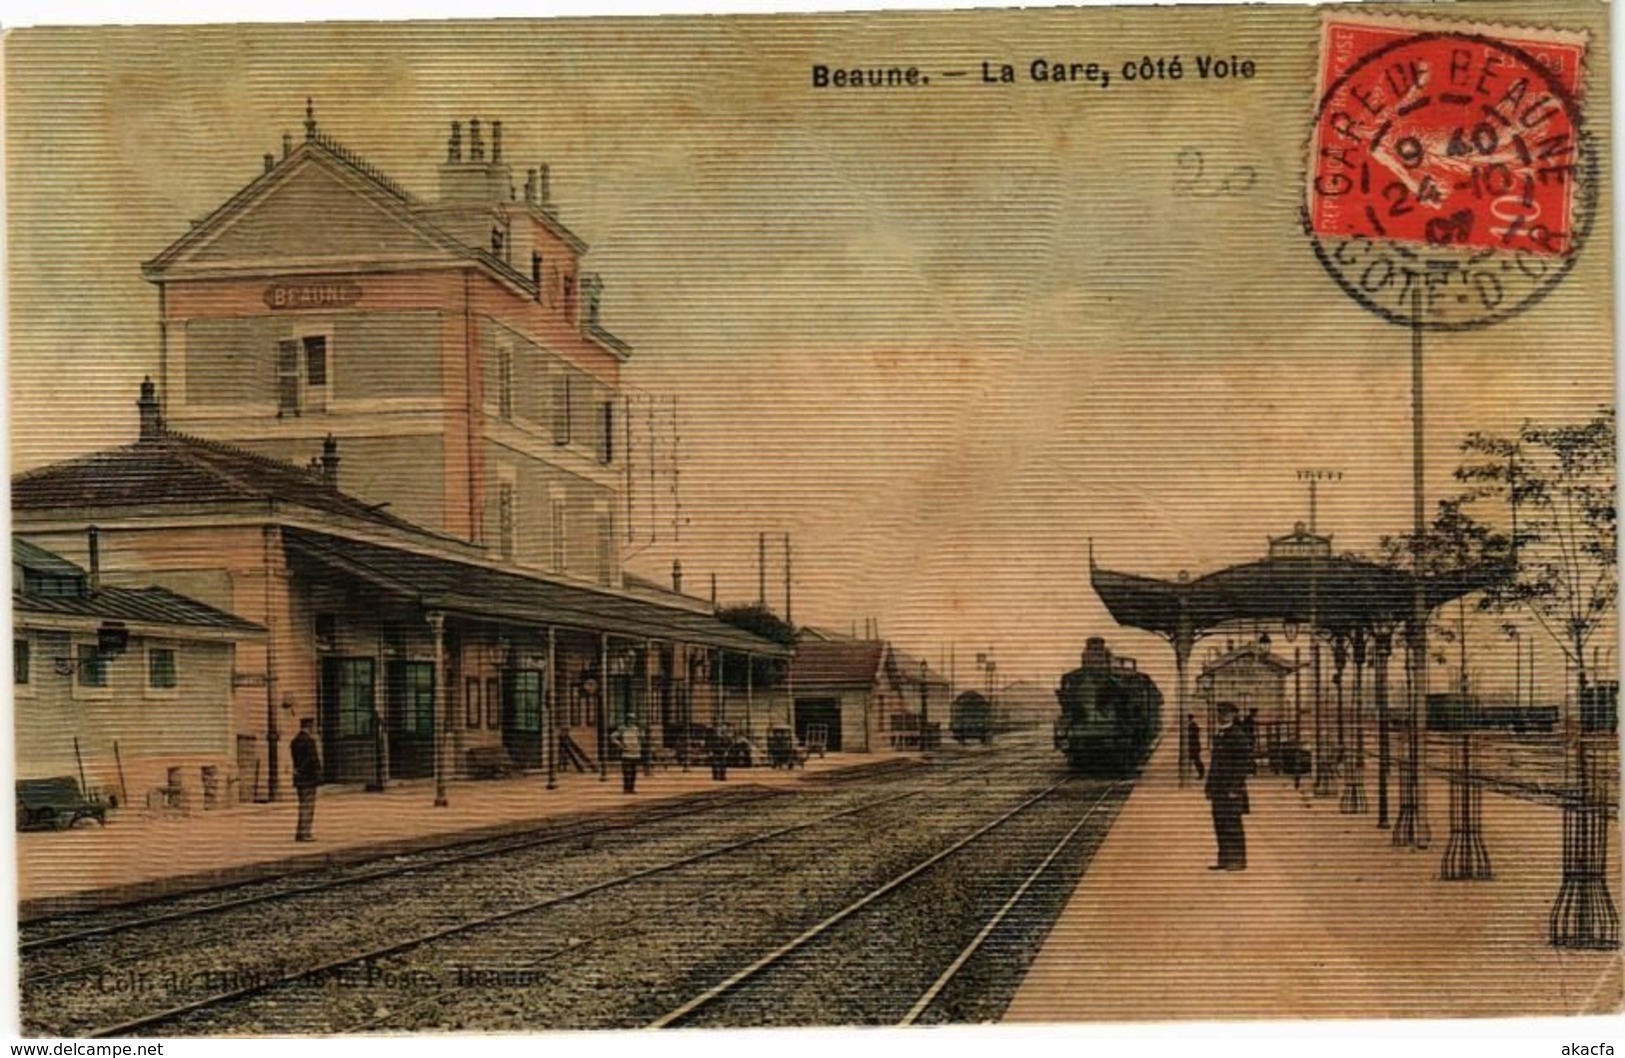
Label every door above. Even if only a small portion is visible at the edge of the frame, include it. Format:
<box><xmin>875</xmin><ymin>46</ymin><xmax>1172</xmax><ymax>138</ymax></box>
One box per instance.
<box><xmin>502</xmin><ymin>668</ymin><xmax>544</xmax><ymax>768</ymax></box>
<box><xmin>795</xmin><ymin>698</ymin><xmax>842</xmax><ymax>752</ymax></box>
<box><xmin>386</xmin><ymin>660</ymin><xmax>435</xmax><ymax>779</ymax></box>
<box><xmin>319</xmin><ymin>657</ymin><xmax>377</xmax><ymax>783</ymax></box>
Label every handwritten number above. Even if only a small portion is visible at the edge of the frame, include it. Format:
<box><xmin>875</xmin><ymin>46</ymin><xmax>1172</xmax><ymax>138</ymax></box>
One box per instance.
<box><xmin>1174</xmin><ymin>149</ymin><xmax>1255</xmax><ymax>197</ymax></box>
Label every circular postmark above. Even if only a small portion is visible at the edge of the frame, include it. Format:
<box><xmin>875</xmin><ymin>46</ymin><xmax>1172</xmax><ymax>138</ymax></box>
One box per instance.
<box><xmin>1305</xmin><ymin>27</ymin><xmax>1596</xmax><ymax>331</ymax></box>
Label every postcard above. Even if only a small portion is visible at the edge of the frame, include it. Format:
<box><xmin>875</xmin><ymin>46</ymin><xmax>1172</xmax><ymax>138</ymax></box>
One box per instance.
<box><xmin>6</xmin><ymin>0</ymin><xmax>1619</xmax><ymax>1039</ymax></box>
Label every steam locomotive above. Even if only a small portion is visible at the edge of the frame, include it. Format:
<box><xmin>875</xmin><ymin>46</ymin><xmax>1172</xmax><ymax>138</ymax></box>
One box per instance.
<box><xmin>1054</xmin><ymin>637</ymin><xmax>1163</xmax><ymax>774</ymax></box>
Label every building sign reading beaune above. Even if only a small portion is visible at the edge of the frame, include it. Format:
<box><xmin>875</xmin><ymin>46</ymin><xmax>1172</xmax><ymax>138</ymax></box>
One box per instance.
<box><xmin>264</xmin><ymin>280</ymin><xmax>362</xmax><ymax>310</ymax></box>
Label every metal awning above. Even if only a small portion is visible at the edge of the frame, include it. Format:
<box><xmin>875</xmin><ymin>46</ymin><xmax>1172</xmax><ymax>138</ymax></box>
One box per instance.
<box><xmin>283</xmin><ymin>527</ymin><xmax>791</xmax><ymax>656</ymax></box>
<box><xmin>1091</xmin><ymin>552</ymin><xmax>1507</xmax><ymax>637</ymax></box>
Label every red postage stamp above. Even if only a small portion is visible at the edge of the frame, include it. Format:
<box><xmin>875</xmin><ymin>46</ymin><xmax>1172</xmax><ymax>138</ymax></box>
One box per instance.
<box><xmin>1309</xmin><ymin>15</ymin><xmax>1587</xmax><ymax>258</ymax></box>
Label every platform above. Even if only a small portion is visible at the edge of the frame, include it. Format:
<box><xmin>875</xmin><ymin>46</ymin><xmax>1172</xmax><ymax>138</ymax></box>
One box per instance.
<box><xmin>1004</xmin><ymin>734</ymin><xmax>1623</xmax><ymax>1021</ymax></box>
<box><xmin>17</xmin><ymin>749</ymin><xmax>913</xmax><ymax>918</ymax></box>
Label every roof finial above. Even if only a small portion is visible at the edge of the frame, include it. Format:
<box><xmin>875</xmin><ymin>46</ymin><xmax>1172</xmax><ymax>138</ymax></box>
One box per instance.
<box><xmin>304</xmin><ymin>97</ymin><xmax>317</xmax><ymax>140</ymax></box>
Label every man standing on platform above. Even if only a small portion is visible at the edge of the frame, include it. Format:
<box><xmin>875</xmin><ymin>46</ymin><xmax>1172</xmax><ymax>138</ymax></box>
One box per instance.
<box><xmin>709</xmin><ymin>723</ymin><xmax>731</xmax><ymax>781</ymax></box>
<box><xmin>1205</xmin><ymin>702</ymin><xmax>1250</xmax><ymax>871</ymax></box>
<box><xmin>291</xmin><ymin>717</ymin><xmax>321</xmax><ymax>842</ymax></box>
<box><xmin>614</xmin><ymin>716</ymin><xmax>645</xmax><ymax>794</ymax></box>
<box><xmin>1186</xmin><ymin>713</ymin><xmax>1205</xmax><ymax>779</ymax></box>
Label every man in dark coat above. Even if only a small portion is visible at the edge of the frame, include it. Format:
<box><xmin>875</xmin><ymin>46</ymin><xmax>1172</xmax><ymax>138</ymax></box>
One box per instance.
<box><xmin>708</xmin><ymin>724</ymin><xmax>730</xmax><ymax>781</ymax></box>
<box><xmin>1204</xmin><ymin>702</ymin><xmax>1250</xmax><ymax>870</ymax></box>
<box><xmin>291</xmin><ymin>717</ymin><xmax>322</xmax><ymax>842</ymax></box>
<box><xmin>1186</xmin><ymin>713</ymin><xmax>1205</xmax><ymax>779</ymax></box>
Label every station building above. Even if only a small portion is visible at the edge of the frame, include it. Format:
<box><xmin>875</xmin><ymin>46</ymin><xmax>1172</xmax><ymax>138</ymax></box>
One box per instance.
<box><xmin>12</xmin><ymin>105</ymin><xmax>789</xmax><ymax>804</ymax></box>
<box><xmin>13</xmin><ymin>537</ymin><xmax>263</xmax><ymax>805</ymax></box>
<box><xmin>790</xmin><ymin>629</ymin><xmax>949</xmax><ymax>751</ymax></box>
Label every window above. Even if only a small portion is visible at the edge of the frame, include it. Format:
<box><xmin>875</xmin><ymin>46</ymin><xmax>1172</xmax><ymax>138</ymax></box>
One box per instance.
<box><xmin>551</xmin><ymin>373</ymin><xmax>572</xmax><ymax>445</ymax></box>
<box><xmin>303</xmin><ymin>336</ymin><xmax>328</xmax><ymax>412</ymax></box>
<box><xmin>599</xmin><ymin>401</ymin><xmax>615</xmax><ymax>465</ymax></box>
<box><xmin>550</xmin><ymin>494</ymin><xmax>567</xmax><ymax>572</ymax></box>
<box><xmin>531</xmin><ymin>252</ymin><xmax>543</xmax><ymax>298</ymax></box>
<box><xmin>77</xmin><ymin>644</ymin><xmax>107</xmax><ymax>688</ymax></box>
<box><xmin>148</xmin><ymin>648</ymin><xmax>178</xmax><ymax>690</ymax></box>
<box><xmin>277</xmin><ymin>340</ymin><xmax>301</xmax><ymax>416</ymax></box>
<box><xmin>596</xmin><ymin>509</ymin><xmax>615</xmax><ymax>586</ymax></box>
<box><xmin>390</xmin><ymin>661</ymin><xmax>435</xmax><ymax>736</ymax></box>
<box><xmin>498</xmin><ymin>347</ymin><xmax>515</xmax><ymax>422</ymax></box>
<box><xmin>332</xmin><ymin>658</ymin><xmax>376</xmax><ymax>738</ymax></box>
<box><xmin>498</xmin><ymin>483</ymin><xmax>516</xmax><ymax>560</ymax></box>
<box><xmin>276</xmin><ymin>334</ymin><xmax>330</xmax><ymax>416</ymax></box>
<box><xmin>14</xmin><ymin>639</ymin><xmax>29</xmax><ymax>686</ymax></box>
<box><xmin>466</xmin><ymin>677</ymin><xmax>482</xmax><ymax>729</ymax></box>
<box><xmin>509</xmin><ymin>670</ymin><xmax>542</xmax><ymax>733</ymax></box>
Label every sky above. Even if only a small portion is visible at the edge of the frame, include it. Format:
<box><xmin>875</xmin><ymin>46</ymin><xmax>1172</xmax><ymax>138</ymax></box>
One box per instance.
<box><xmin>4</xmin><ymin>1</ymin><xmax>1615</xmax><ymax>697</ymax></box>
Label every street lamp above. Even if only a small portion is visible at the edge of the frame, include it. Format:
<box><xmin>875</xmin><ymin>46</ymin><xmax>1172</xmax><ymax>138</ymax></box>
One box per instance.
<box><xmin>919</xmin><ymin>660</ymin><xmax>931</xmax><ymax>753</ymax></box>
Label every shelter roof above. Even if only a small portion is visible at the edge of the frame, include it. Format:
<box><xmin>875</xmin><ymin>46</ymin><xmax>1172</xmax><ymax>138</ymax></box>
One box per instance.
<box><xmin>1091</xmin><ymin>547</ymin><xmax>1505</xmax><ymax>637</ymax></box>
<box><xmin>282</xmin><ymin>528</ymin><xmax>790</xmax><ymax>656</ymax></box>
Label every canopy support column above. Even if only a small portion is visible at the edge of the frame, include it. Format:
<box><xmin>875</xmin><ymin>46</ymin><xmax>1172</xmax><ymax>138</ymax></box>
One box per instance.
<box><xmin>430</xmin><ymin>611</ymin><xmax>449</xmax><ymax>808</ymax></box>
<box><xmin>1174</xmin><ymin>614</ymin><xmax>1193</xmax><ymax>790</ymax></box>
<box><xmin>1340</xmin><ymin>631</ymin><xmax>1367</xmax><ymax>814</ymax></box>
<box><xmin>546</xmin><ymin>627</ymin><xmax>557</xmax><ymax>792</ymax></box>
<box><xmin>1374</xmin><ymin>630</ymin><xmax>1392</xmax><ymax>828</ymax></box>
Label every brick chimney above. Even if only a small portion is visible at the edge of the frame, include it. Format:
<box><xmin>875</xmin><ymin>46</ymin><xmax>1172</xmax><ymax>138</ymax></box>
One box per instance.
<box><xmin>672</xmin><ymin>559</ymin><xmax>684</xmax><ymax>595</ymax></box>
<box><xmin>435</xmin><ymin>115</ymin><xmax>511</xmax><ymax>209</ymax></box>
<box><xmin>137</xmin><ymin>377</ymin><xmax>163</xmax><ymax>441</ymax></box>
<box><xmin>319</xmin><ymin>434</ymin><xmax>341</xmax><ymax>487</ymax></box>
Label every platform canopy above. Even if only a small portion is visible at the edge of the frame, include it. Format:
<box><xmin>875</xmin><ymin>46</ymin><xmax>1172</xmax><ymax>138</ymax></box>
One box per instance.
<box><xmin>1090</xmin><ymin>524</ymin><xmax>1507</xmax><ymax>638</ymax></box>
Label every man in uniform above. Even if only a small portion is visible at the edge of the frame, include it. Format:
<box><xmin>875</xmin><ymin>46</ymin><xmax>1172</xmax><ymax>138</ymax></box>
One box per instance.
<box><xmin>291</xmin><ymin>716</ymin><xmax>322</xmax><ymax>842</ymax></box>
<box><xmin>1204</xmin><ymin>702</ymin><xmax>1250</xmax><ymax>870</ymax></box>
<box><xmin>613</xmin><ymin>716</ymin><xmax>645</xmax><ymax>793</ymax></box>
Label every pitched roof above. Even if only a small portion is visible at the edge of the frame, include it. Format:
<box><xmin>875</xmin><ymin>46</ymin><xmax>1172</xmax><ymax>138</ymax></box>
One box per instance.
<box><xmin>885</xmin><ymin>646</ymin><xmax>949</xmax><ymax>687</ymax></box>
<box><xmin>1200</xmin><ymin>644</ymin><xmax>1299</xmax><ymax>676</ymax></box>
<box><xmin>16</xmin><ymin>584</ymin><xmax>265</xmax><ymax>634</ymax></box>
<box><xmin>791</xmin><ymin>638</ymin><xmax>886</xmax><ymax>687</ymax></box>
<box><xmin>12</xmin><ymin>430</ymin><xmax>425</xmax><ymax>534</ymax></box>
<box><xmin>143</xmin><ymin>134</ymin><xmax>463</xmax><ymax>277</ymax></box>
<box><xmin>12</xmin><ymin>537</ymin><xmax>84</xmax><ymax>579</ymax></box>
<box><xmin>13</xmin><ymin>539</ymin><xmax>263</xmax><ymax>634</ymax></box>
<box><xmin>281</xmin><ymin>528</ymin><xmax>791</xmax><ymax>656</ymax></box>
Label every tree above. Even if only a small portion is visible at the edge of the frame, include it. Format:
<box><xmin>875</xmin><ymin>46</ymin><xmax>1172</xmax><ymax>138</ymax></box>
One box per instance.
<box><xmin>1453</xmin><ymin>407</ymin><xmax>1616</xmax><ymax>697</ymax></box>
<box><xmin>714</xmin><ymin>603</ymin><xmax>794</xmax><ymax>688</ymax></box>
<box><xmin>1377</xmin><ymin>497</ymin><xmax>1511</xmax><ymax>688</ymax></box>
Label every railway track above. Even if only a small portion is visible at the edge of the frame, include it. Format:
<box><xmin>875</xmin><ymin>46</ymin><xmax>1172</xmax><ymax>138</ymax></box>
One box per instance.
<box><xmin>59</xmin><ymin>749</ymin><xmax>1046</xmax><ymax>1037</ymax></box>
<box><xmin>21</xmin><ymin>786</ymin><xmax>779</xmax><ymax>960</ymax></box>
<box><xmin>648</xmin><ymin>777</ymin><xmax>1124</xmax><ymax>1028</ymax></box>
<box><xmin>25</xmin><ymin>747</ymin><xmax>1021</xmax><ymax>991</ymax></box>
